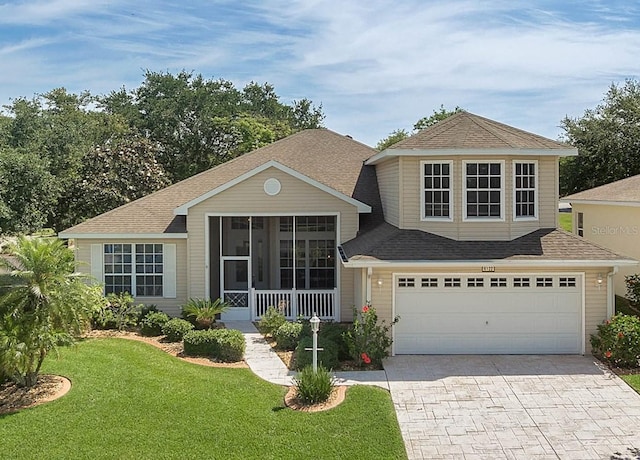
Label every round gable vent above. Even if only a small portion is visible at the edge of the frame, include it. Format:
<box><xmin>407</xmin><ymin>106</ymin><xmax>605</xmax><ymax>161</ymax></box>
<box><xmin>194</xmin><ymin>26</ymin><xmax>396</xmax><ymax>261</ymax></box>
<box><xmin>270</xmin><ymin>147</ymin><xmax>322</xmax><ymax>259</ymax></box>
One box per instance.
<box><xmin>263</xmin><ymin>178</ymin><xmax>281</xmax><ymax>196</ymax></box>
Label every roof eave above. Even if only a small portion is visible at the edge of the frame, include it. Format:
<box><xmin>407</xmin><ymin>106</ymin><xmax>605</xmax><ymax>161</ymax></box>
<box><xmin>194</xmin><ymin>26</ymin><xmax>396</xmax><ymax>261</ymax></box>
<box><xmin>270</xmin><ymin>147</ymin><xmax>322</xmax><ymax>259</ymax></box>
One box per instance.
<box><xmin>58</xmin><ymin>232</ymin><xmax>189</xmax><ymax>239</ymax></box>
<box><xmin>365</xmin><ymin>148</ymin><xmax>577</xmax><ymax>165</ymax></box>
<box><xmin>564</xmin><ymin>199</ymin><xmax>640</xmax><ymax>207</ymax></box>
<box><xmin>341</xmin><ymin>258</ymin><xmax>637</xmax><ymax>268</ymax></box>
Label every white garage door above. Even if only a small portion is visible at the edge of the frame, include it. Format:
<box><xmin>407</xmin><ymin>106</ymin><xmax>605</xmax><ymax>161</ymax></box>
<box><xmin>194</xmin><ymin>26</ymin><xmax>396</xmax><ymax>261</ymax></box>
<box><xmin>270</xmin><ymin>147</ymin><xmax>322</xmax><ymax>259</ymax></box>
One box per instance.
<box><xmin>394</xmin><ymin>274</ymin><xmax>583</xmax><ymax>354</ymax></box>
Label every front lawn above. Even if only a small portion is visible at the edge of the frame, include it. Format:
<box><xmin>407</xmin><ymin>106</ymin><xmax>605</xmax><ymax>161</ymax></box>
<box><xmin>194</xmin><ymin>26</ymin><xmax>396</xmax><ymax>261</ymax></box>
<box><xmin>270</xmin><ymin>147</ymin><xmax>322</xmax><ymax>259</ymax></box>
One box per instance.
<box><xmin>558</xmin><ymin>212</ymin><xmax>572</xmax><ymax>232</ymax></box>
<box><xmin>0</xmin><ymin>339</ymin><xmax>407</xmax><ymax>460</ymax></box>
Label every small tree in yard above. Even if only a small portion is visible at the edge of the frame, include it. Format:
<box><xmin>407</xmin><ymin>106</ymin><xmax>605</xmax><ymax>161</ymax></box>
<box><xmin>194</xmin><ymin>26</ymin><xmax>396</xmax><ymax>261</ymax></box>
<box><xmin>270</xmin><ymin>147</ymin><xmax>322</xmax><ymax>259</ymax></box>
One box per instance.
<box><xmin>0</xmin><ymin>237</ymin><xmax>103</xmax><ymax>387</ymax></box>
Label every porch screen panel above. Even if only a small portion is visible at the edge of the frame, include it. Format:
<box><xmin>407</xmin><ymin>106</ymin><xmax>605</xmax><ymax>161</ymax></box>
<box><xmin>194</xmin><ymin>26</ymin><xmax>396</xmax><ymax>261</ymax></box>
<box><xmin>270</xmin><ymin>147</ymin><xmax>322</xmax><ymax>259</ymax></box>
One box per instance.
<box><xmin>222</xmin><ymin>216</ymin><xmax>249</xmax><ymax>256</ymax></box>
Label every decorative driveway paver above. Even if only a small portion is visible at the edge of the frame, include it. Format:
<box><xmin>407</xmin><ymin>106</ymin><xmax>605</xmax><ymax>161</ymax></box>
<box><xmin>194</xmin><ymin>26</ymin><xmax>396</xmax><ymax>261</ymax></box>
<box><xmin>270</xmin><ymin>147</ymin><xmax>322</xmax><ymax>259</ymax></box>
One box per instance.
<box><xmin>384</xmin><ymin>355</ymin><xmax>640</xmax><ymax>460</ymax></box>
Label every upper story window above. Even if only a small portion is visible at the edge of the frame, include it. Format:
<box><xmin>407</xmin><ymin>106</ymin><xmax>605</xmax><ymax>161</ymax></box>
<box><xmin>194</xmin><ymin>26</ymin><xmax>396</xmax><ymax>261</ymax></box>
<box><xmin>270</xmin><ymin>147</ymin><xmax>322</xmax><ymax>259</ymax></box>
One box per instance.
<box><xmin>464</xmin><ymin>161</ymin><xmax>504</xmax><ymax>220</ymax></box>
<box><xmin>514</xmin><ymin>161</ymin><xmax>537</xmax><ymax>220</ymax></box>
<box><xmin>576</xmin><ymin>212</ymin><xmax>584</xmax><ymax>237</ymax></box>
<box><xmin>421</xmin><ymin>161</ymin><xmax>453</xmax><ymax>220</ymax></box>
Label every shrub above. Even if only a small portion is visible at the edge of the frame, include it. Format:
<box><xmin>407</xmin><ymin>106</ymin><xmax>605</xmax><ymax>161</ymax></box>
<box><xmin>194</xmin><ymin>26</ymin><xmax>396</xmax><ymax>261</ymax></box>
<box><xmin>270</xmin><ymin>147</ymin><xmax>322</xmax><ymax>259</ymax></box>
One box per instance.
<box><xmin>92</xmin><ymin>292</ymin><xmax>141</xmax><ymax>331</ymax></box>
<box><xmin>344</xmin><ymin>304</ymin><xmax>399</xmax><ymax>367</ymax></box>
<box><xmin>273</xmin><ymin>321</ymin><xmax>303</xmax><ymax>350</ymax></box>
<box><xmin>626</xmin><ymin>275</ymin><xmax>640</xmax><ymax>307</ymax></box>
<box><xmin>136</xmin><ymin>304</ymin><xmax>159</xmax><ymax>325</ymax></box>
<box><xmin>258</xmin><ymin>306</ymin><xmax>286</xmax><ymax>335</ymax></box>
<box><xmin>591</xmin><ymin>314</ymin><xmax>640</xmax><ymax>368</ymax></box>
<box><xmin>293</xmin><ymin>365</ymin><xmax>336</xmax><ymax>405</ymax></box>
<box><xmin>140</xmin><ymin>312</ymin><xmax>170</xmax><ymax>336</ymax></box>
<box><xmin>294</xmin><ymin>336</ymin><xmax>340</xmax><ymax>371</ymax></box>
<box><xmin>182</xmin><ymin>298</ymin><xmax>229</xmax><ymax>329</ymax></box>
<box><xmin>183</xmin><ymin>328</ymin><xmax>245</xmax><ymax>362</ymax></box>
<box><xmin>162</xmin><ymin>318</ymin><xmax>194</xmax><ymax>342</ymax></box>
<box><xmin>319</xmin><ymin>322</ymin><xmax>351</xmax><ymax>360</ymax></box>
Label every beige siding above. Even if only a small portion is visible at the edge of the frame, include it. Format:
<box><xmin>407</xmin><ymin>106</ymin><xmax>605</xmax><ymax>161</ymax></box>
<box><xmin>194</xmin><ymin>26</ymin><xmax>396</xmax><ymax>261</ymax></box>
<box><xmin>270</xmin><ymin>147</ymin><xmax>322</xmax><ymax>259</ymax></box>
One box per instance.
<box><xmin>572</xmin><ymin>203</ymin><xmax>640</xmax><ymax>297</ymax></box>
<box><xmin>368</xmin><ymin>265</ymin><xmax>610</xmax><ymax>354</ymax></box>
<box><xmin>397</xmin><ymin>155</ymin><xmax>558</xmax><ymax>241</ymax></box>
<box><xmin>187</xmin><ymin>166</ymin><xmax>361</xmax><ymax>302</ymax></box>
<box><xmin>376</xmin><ymin>158</ymin><xmax>400</xmax><ymax>226</ymax></box>
<box><xmin>73</xmin><ymin>238</ymin><xmax>188</xmax><ymax>317</ymax></box>
<box><xmin>340</xmin><ymin>267</ymin><xmax>355</xmax><ymax>322</ymax></box>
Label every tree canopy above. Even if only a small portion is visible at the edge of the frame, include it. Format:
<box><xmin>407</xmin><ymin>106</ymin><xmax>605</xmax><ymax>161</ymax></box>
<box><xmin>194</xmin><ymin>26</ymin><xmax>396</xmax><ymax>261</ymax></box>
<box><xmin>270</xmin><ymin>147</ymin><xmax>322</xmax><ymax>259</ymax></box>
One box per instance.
<box><xmin>0</xmin><ymin>71</ymin><xmax>324</xmax><ymax>233</ymax></box>
<box><xmin>560</xmin><ymin>80</ymin><xmax>640</xmax><ymax>195</ymax></box>
<box><xmin>376</xmin><ymin>105</ymin><xmax>462</xmax><ymax>151</ymax></box>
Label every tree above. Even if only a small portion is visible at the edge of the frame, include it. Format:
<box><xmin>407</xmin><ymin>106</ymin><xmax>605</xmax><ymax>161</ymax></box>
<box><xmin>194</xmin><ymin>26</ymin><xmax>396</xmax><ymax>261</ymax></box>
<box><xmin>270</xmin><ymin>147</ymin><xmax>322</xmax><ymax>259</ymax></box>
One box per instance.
<box><xmin>0</xmin><ymin>237</ymin><xmax>103</xmax><ymax>387</ymax></box>
<box><xmin>560</xmin><ymin>80</ymin><xmax>640</xmax><ymax>195</ymax></box>
<box><xmin>376</xmin><ymin>105</ymin><xmax>462</xmax><ymax>151</ymax></box>
<box><xmin>413</xmin><ymin>105</ymin><xmax>463</xmax><ymax>131</ymax></box>
<box><xmin>376</xmin><ymin>129</ymin><xmax>410</xmax><ymax>151</ymax></box>
<box><xmin>99</xmin><ymin>71</ymin><xmax>325</xmax><ymax>182</ymax></box>
<box><xmin>0</xmin><ymin>149</ymin><xmax>57</xmax><ymax>234</ymax></box>
<box><xmin>66</xmin><ymin>136</ymin><xmax>170</xmax><ymax>222</ymax></box>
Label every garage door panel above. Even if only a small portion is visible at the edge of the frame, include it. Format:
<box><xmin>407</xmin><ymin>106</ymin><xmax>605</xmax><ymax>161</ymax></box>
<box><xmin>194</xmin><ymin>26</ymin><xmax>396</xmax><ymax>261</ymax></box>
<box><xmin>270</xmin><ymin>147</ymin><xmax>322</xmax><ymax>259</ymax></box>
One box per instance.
<box><xmin>394</xmin><ymin>274</ymin><xmax>582</xmax><ymax>355</ymax></box>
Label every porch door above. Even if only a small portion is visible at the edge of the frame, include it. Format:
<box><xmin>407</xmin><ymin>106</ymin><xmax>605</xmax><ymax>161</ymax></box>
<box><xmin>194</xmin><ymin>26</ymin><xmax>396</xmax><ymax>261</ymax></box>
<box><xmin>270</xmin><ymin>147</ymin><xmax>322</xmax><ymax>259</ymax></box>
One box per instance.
<box><xmin>221</xmin><ymin>217</ymin><xmax>251</xmax><ymax>320</ymax></box>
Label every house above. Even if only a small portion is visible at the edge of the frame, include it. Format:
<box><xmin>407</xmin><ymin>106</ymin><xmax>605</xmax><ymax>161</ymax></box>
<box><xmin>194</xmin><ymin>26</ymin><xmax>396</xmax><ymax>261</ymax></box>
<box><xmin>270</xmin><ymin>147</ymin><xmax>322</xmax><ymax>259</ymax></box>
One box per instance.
<box><xmin>564</xmin><ymin>174</ymin><xmax>640</xmax><ymax>299</ymax></box>
<box><xmin>59</xmin><ymin>111</ymin><xmax>635</xmax><ymax>355</ymax></box>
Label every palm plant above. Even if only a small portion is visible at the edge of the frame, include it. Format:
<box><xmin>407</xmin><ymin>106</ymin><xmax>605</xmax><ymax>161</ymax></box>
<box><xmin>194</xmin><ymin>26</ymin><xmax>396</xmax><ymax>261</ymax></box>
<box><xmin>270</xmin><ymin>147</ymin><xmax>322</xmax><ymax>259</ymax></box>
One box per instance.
<box><xmin>182</xmin><ymin>298</ymin><xmax>229</xmax><ymax>329</ymax></box>
<box><xmin>0</xmin><ymin>237</ymin><xmax>103</xmax><ymax>387</ymax></box>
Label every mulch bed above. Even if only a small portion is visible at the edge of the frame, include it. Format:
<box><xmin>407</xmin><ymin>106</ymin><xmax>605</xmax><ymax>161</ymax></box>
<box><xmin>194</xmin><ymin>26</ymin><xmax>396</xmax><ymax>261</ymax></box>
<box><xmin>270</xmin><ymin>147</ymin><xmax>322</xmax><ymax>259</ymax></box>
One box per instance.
<box><xmin>284</xmin><ymin>385</ymin><xmax>347</xmax><ymax>412</ymax></box>
<box><xmin>0</xmin><ymin>374</ymin><xmax>71</xmax><ymax>415</ymax></box>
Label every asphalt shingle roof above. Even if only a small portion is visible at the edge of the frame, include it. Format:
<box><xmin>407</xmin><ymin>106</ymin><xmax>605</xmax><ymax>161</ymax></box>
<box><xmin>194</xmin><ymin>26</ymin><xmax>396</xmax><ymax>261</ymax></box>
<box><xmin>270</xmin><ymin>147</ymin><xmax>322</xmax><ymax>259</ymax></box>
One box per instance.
<box><xmin>61</xmin><ymin>129</ymin><xmax>378</xmax><ymax>235</ymax></box>
<box><xmin>341</xmin><ymin>223</ymin><xmax>632</xmax><ymax>263</ymax></box>
<box><xmin>564</xmin><ymin>174</ymin><xmax>640</xmax><ymax>203</ymax></box>
<box><xmin>389</xmin><ymin>111</ymin><xmax>572</xmax><ymax>150</ymax></box>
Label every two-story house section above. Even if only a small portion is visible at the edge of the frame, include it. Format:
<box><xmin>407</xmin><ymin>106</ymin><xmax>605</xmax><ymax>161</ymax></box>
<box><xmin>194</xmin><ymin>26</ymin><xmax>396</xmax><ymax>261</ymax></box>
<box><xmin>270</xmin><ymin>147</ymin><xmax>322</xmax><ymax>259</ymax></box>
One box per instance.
<box><xmin>60</xmin><ymin>111</ymin><xmax>635</xmax><ymax>356</ymax></box>
<box><xmin>341</xmin><ymin>112</ymin><xmax>635</xmax><ymax>355</ymax></box>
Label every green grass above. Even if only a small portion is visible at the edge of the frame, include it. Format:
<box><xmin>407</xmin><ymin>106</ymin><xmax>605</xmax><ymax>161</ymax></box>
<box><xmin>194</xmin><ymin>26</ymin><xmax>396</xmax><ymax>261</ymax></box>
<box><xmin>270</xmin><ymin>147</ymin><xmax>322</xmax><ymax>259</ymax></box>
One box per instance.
<box><xmin>558</xmin><ymin>212</ymin><xmax>572</xmax><ymax>232</ymax></box>
<box><xmin>621</xmin><ymin>374</ymin><xmax>640</xmax><ymax>393</ymax></box>
<box><xmin>0</xmin><ymin>339</ymin><xmax>407</xmax><ymax>460</ymax></box>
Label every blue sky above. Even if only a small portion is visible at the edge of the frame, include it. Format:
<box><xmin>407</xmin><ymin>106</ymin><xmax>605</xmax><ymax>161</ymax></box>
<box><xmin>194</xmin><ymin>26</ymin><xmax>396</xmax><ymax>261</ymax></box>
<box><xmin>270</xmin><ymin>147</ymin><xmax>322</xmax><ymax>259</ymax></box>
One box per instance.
<box><xmin>1</xmin><ymin>0</ymin><xmax>639</xmax><ymax>146</ymax></box>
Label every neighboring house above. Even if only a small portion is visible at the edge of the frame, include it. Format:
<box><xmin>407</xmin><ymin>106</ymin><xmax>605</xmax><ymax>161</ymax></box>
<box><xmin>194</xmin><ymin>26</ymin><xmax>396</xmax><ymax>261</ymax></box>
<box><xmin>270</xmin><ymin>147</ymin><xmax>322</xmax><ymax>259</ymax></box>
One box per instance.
<box><xmin>564</xmin><ymin>174</ymin><xmax>640</xmax><ymax>299</ymax></box>
<box><xmin>59</xmin><ymin>112</ymin><xmax>635</xmax><ymax>355</ymax></box>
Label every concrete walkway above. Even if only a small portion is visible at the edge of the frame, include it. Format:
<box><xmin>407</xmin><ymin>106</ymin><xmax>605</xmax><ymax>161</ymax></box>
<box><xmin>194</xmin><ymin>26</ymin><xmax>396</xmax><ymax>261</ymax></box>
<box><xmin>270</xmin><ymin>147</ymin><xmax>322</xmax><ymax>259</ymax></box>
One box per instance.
<box><xmin>225</xmin><ymin>321</ymin><xmax>389</xmax><ymax>389</ymax></box>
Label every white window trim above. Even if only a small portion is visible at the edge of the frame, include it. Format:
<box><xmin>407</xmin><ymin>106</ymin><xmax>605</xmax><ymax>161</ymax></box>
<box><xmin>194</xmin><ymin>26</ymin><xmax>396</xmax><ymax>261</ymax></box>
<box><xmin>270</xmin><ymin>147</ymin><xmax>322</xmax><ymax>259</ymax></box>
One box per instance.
<box><xmin>512</xmin><ymin>160</ymin><xmax>539</xmax><ymax>222</ymax></box>
<box><xmin>420</xmin><ymin>160</ymin><xmax>454</xmax><ymax>222</ymax></box>
<box><xmin>99</xmin><ymin>243</ymin><xmax>175</xmax><ymax>299</ymax></box>
<box><xmin>462</xmin><ymin>160</ymin><xmax>505</xmax><ymax>222</ymax></box>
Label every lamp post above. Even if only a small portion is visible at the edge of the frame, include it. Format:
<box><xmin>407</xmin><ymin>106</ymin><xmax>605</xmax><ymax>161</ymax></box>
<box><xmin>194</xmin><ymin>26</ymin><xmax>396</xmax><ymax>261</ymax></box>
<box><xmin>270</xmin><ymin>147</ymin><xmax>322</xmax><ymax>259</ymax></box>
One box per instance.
<box><xmin>310</xmin><ymin>314</ymin><xmax>321</xmax><ymax>373</ymax></box>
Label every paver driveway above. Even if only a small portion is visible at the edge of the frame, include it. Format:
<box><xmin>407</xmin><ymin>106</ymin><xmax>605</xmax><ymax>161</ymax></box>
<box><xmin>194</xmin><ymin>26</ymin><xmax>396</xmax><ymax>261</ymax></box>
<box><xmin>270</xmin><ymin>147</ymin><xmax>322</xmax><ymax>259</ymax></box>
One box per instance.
<box><xmin>384</xmin><ymin>355</ymin><xmax>640</xmax><ymax>460</ymax></box>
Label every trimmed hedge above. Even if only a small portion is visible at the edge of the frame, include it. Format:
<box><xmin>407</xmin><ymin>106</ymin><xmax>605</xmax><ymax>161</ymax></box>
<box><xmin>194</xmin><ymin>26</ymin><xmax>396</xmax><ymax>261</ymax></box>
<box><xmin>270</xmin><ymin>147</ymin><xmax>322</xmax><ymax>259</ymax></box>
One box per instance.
<box><xmin>162</xmin><ymin>318</ymin><xmax>194</xmax><ymax>342</ymax></box>
<box><xmin>294</xmin><ymin>336</ymin><xmax>339</xmax><ymax>371</ymax></box>
<box><xmin>273</xmin><ymin>321</ymin><xmax>303</xmax><ymax>350</ymax></box>
<box><xmin>140</xmin><ymin>312</ymin><xmax>170</xmax><ymax>336</ymax></box>
<box><xmin>183</xmin><ymin>329</ymin><xmax>245</xmax><ymax>362</ymax></box>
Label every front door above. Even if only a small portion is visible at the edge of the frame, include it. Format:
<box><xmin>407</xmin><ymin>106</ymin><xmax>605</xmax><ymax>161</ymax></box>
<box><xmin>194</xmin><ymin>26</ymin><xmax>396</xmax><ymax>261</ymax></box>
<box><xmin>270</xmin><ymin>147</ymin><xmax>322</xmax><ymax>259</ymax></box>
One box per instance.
<box><xmin>220</xmin><ymin>217</ymin><xmax>251</xmax><ymax>320</ymax></box>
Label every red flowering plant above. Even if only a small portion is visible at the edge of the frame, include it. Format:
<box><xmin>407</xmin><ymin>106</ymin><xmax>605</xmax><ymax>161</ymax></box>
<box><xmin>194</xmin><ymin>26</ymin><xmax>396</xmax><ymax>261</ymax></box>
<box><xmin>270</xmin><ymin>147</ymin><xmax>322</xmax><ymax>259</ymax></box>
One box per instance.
<box><xmin>343</xmin><ymin>303</ymin><xmax>399</xmax><ymax>367</ymax></box>
<box><xmin>591</xmin><ymin>314</ymin><xmax>640</xmax><ymax>368</ymax></box>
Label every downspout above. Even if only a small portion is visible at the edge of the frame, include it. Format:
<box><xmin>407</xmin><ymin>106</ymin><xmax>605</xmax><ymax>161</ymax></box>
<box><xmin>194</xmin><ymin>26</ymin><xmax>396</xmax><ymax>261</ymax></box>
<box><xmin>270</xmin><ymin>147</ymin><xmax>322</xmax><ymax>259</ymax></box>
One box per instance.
<box><xmin>366</xmin><ymin>267</ymin><xmax>373</xmax><ymax>303</ymax></box>
<box><xmin>607</xmin><ymin>267</ymin><xmax>618</xmax><ymax>318</ymax></box>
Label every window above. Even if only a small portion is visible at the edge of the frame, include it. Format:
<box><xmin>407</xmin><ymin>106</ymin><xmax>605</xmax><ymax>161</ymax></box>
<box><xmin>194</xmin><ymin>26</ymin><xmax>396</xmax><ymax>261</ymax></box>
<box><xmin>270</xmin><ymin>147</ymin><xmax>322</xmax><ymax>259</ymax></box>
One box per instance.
<box><xmin>421</xmin><ymin>278</ymin><xmax>438</xmax><ymax>287</ymax></box>
<box><xmin>444</xmin><ymin>277</ymin><xmax>461</xmax><ymax>287</ymax></box>
<box><xmin>514</xmin><ymin>161</ymin><xmax>537</xmax><ymax>219</ymax></box>
<box><xmin>559</xmin><ymin>277</ymin><xmax>577</xmax><ymax>287</ymax></box>
<box><xmin>490</xmin><ymin>277</ymin><xmax>507</xmax><ymax>287</ymax></box>
<box><xmin>104</xmin><ymin>244</ymin><xmax>164</xmax><ymax>297</ymax></box>
<box><xmin>422</xmin><ymin>161</ymin><xmax>452</xmax><ymax>219</ymax></box>
<box><xmin>513</xmin><ymin>277</ymin><xmax>530</xmax><ymax>287</ymax></box>
<box><xmin>465</xmin><ymin>162</ymin><xmax>503</xmax><ymax>219</ymax></box>
<box><xmin>467</xmin><ymin>277</ymin><xmax>484</xmax><ymax>287</ymax></box>
<box><xmin>536</xmin><ymin>277</ymin><xmax>553</xmax><ymax>287</ymax></box>
<box><xmin>398</xmin><ymin>278</ymin><xmax>415</xmax><ymax>288</ymax></box>
<box><xmin>577</xmin><ymin>212</ymin><xmax>584</xmax><ymax>237</ymax></box>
